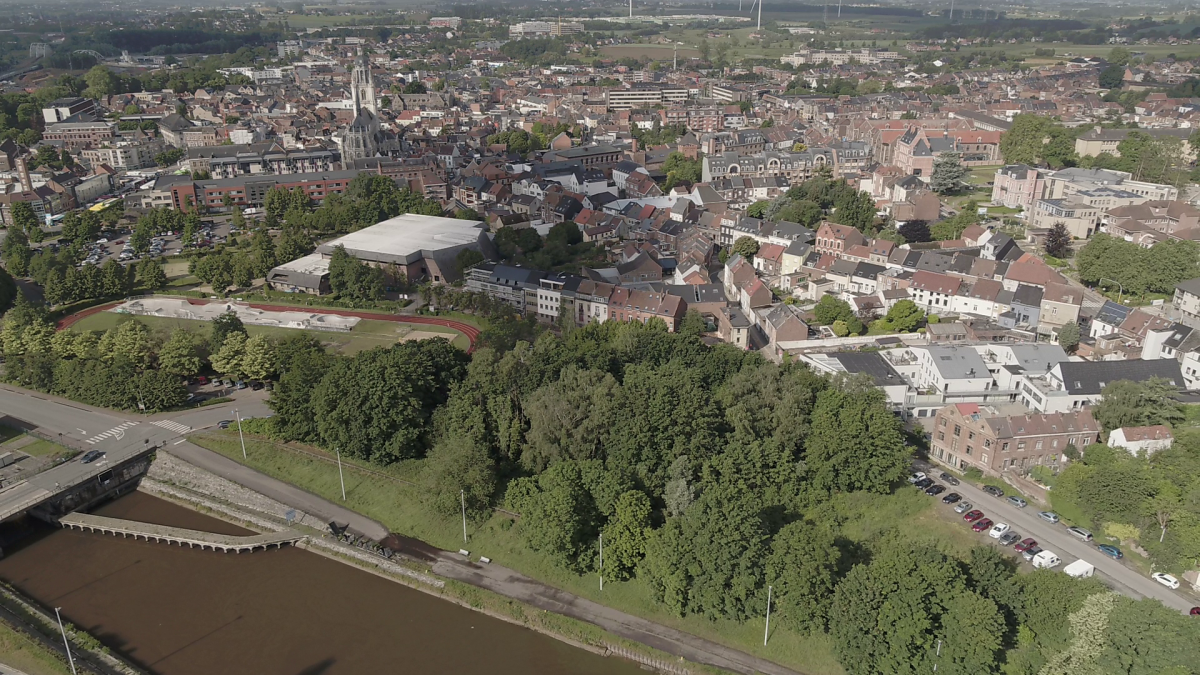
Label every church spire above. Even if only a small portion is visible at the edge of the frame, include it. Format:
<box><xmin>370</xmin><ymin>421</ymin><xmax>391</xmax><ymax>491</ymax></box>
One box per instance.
<box><xmin>351</xmin><ymin>46</ymin><xmax>377</xmax><ymax>116</ymax></box>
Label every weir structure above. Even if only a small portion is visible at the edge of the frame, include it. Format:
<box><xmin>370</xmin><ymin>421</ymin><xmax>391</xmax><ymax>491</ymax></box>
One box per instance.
<box><xmin>58</xmin><ymin>513</ymin><xmax>305</xmax><ymax>553</ymax></box>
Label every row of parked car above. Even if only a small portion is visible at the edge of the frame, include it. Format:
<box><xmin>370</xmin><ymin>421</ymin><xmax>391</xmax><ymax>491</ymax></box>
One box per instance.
<box><xmin>912</xmin><ymin>470</ymin><xmax>1197</xmax><ymax>607</ymax></box>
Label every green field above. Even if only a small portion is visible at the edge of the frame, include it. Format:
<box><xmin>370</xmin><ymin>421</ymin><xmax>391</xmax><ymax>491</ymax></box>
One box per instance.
<box><xmin>68</xmin><ymin>312</ymin><xmax>469</xmax><ymax>352</ymax></box>
<box><xmin>190</xmin><ymin>430</ymin><xmax>990</xmax><ymax>675</ymax></box>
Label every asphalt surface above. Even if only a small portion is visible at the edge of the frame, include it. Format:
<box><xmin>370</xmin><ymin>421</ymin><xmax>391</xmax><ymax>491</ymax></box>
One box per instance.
<box><xmin>915</xmin><ymin>461</ymin><xmax>1198</xmax><ymax>613</ymax></box>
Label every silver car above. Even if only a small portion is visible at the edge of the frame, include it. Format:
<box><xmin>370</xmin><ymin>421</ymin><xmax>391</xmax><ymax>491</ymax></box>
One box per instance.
<box><xmin>1037</xmin><ymin>511</ymin><xmax>1059</xmax><ymax>523</ymax></box>
<box><xmin>954</xmin><ymin>501</ymin><xmax>973</xmax><ymax>514</ymax></box>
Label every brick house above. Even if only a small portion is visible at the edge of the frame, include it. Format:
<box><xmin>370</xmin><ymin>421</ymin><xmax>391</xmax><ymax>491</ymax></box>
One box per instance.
<box><xmin>814</xmin><ymin>221</ymin><xmax>867</xmax><ymax>258</ymax></box>
<box><xmin>929</xmin><ymin>403</ymin><xmax>1099</xmax><ymax>476</ymax></box>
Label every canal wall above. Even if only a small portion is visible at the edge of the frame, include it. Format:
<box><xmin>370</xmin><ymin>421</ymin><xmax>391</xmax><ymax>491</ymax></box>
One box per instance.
<box><xmin>139</xmin><ymin>454</ymin><xmax>713</xmax><ymax>675</ymax></box>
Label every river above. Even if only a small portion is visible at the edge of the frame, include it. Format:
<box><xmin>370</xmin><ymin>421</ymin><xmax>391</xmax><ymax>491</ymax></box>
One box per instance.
<box><xmin>0</xmin><ymin>492</ymin><xmax>647</xmax><ymax>675</ymax></box>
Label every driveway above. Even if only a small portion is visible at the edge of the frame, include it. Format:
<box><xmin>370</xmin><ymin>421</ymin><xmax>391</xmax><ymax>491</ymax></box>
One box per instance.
<box><xmin>918</xmin><ymin>461</ymin><xmax>1197</xmax><ymax>613</ymax></box>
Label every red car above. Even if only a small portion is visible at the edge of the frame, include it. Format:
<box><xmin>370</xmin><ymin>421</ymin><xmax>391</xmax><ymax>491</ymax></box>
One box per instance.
<box><xmin>1191</xmin><ymin>607</ymin><xmax>1200</xmax><ymax>616</ymax></box>
<box><xmin>972</xmin><ymin>518</ymin><xmax>994</xmax><ymax>533</ymax></box>
<box><xmin>1014</xmin><ymin>538</ymin><xmax>1038</xmax><ymax>552</ymax></box>
<box><xmin>963</xmin><ymin>510</ymin><xmax>985</xmax><ymax>523</ymax></box>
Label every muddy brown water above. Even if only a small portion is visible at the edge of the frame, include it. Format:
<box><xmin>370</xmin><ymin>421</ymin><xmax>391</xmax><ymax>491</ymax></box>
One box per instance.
<box><xmin>0</xmin><ymin>492</ymin><xmax>647</xmax><ymax>675</ymax></box>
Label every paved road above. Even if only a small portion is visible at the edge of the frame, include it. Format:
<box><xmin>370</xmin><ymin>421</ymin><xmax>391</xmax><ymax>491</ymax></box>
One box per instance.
<box><xmin>917</xmin><ymin>462</ymin><xmax>1198</xmax><ymax>613</ymax></box>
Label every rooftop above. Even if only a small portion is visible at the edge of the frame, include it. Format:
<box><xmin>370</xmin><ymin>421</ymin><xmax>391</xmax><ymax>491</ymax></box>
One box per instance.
<box><xmin>315</xmin><ymin>214</ymin><xmax>486</xmax><ymax>265</ymax></box>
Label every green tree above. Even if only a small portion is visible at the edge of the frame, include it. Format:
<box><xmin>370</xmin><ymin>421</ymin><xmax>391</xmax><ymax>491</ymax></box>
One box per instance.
<box><xmin>731</xmin><ymin>236</ymin><xmax>760</xmax><ymax>260</ymax></box>
<box><xmin>898</xmin><ymin>220</ymin><xmax>932</xmax><ymax>243</ymax></box>
<box><xmin>267</xmin><ymin>341</ymin><xmax>330</xmax><ymax>443</ymax></box>
<box><xmin>157</xmin><ymin>329</ymin><xmax>205</xmax><ymax>378</ymax></box>
<box><xmin>423</xmin><ymin>434</ymin><xmax>497</xmax><ymax>520</ymax></box>
<box><xmin>521</xmin><ymin>366</ymin><xmax>617</xmax><ymax>472</ymax></box>
<box><xmin>1092</xmin><ymin>378</ymin><xmax>1184</xmax><ymax>432</ymax></box>
<box><xmin>764</xmin><ymin>521</ymin><xmax>839</xmax><ymax>634</ymax></box>
<box><xmin>137</xmin><ymin>369</ymin><xmax>187</xmax><ymax>411</ymax></box>
<box><xmin>747</xmin><ymin>200</ymin><xmax>770</xmax><ymax>218</ymax></box>
<box><xmin>1</xmin><ymin>223</ymin><xmax>31</xmax><ymax>277</ymax></box>
<box><xmin>806</xmin><ymin>377</ymin><xmax>910</xmax><ymax>494</ymax></box>
<box><xmin>1057</xmin><ymin>321</ymin><xmax>1080</xmax><ymax>354</ymax></box>
<box><xmin>240</xmin><ymin>334</ymin><xmax>276</xmax><ymax>381</ymax></box>
<box><xmin>101</xmin><ymin>259</ymin><xmax>130</xmax><ymax>296</ymax></box>
<box><xmin>1099</xmin><ymin>64</ymin><xmax>1125</xmax><ymax>89</ymax></box>
<box><xmin>602</xmin><ymin>490</ymin><xmax>653</xmax><ymax>581</ymax></box>
<box><xmin>209</xmin><ymin>331</ymin><xmax>248</xmax><ymax>380</ymax></box>
<box><xmin>930</xmin><ymin>152</ymin><xmax>968</xmax><ymax>194</ymax></box>
<box><xmin>328</xmin><ymin>245</ymin><xmax>384</xmax><ymax>301</ymax></box>
<box><xmin>137</xmin><ymin>258</ymin><xmax>168</xmax><ymax>290</ymax></box>
<box><xmin>505</xmin><ymin>461</ymin><xmax>600</xmax><ymax>571</ymax></box>
<box><xmin>210</xmin><ymin>310</ymin><xmax>246</xmax><ymax>352</ymax></box>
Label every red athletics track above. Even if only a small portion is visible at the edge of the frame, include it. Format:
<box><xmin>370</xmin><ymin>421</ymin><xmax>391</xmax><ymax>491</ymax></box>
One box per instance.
<box><xmin>57</xmin><ymin>299</ymin><xmax>480</xmax><ymax>351</ymax></box>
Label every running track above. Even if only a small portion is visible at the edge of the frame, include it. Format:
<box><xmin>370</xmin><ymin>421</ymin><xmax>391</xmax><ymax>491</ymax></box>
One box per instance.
<box><xmin>57</xmin><ymin>299</ymin><xmax>480</xmax><ymax>351</ymax></box>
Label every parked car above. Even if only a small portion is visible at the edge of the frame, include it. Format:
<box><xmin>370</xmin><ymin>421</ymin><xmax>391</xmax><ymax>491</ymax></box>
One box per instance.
<box><xmin>1021</xmin><ymin>546</ymin><xmax>1042</xmax><ymax>562</ymax></box>
<box><xmin>1015</xmin><ymin>538</ymin><xmax>1038</xmax><ymax>552</ymax></box>
<box><xmin>908</xmin><ymin>472</ymin><xmax>927</xmax><ymax>484</ymax></box>
<box><xmin>942</xmin><ymin>492</ymin><xmax>962</xmax><ymax>504</ymax></box>
<box><xmin>1066</xmin><ymin>526</ymin><xmax>1093</xmax><ymax>542</ymax></box>
<box><xmin>914</xmin><ymin>477</ymin><xmax>934</xmax><ymax>489</ymax></box>
<box><xmin>939</xmin><ymin>472</ymin><xmax>960</xmax><ymax>486</ymax></box>
<box><xmin>196</xmin><ymin>376</ymin><xmax>208</xmax><ymax>385</ymax></box>
<box><xmin>963</xmin><ymin>510</ymin><xmax>985</xmax><ymax>523</ymax></box>
<box><xmin>251</xmin><ymin>381</ymin><xmax>264</xmax><ymax>391</ymax></box>
<box><xmin>1152</xmin><ymin>572</ymin><xmax>1181</xmax><ymax>590</ymax></box>
<box><xmin>988</xmin><ymin>522</ymin><xmax>1011</xmax><ymax>539</ymax></box>
<box><xmin>925</xmin><ymin>484</ymin><xmax>946</xmax><ymax>496</ymax></box>
<box><xmin>217</xmin><ymin>420</ymin><xmax>232</xmax><ymax>430</ymax></box>
<box><xmin>972</xmin><ymin>518</ymin><xmax>995</xmax><ymax>533</ymax></box>
<box><xmin>954</xmin><ymin>501</ymin><xmax>974</xmax><ymax>514</ymax></box>
<box><xmin>1096</xmin><ymin>545</ymin><xmax>1123</xmax><ymax>560</ymax></box>
<box><xmin>1006</xmin><ymin>496</ymin><xmax>1028</xmax><ymax>508</ymax></box>
<box><xmin>1038</xmin><ymin>511</ymin><xmax>1060</xmax><ymax>524</ymax></box>
<box><xmin>235</xmin><ymin>381</ymin><xmax>247</xmax><ymax>390</ymax></box>
<box><xmin>1190</xmin><ymin>607</ymin><xmax>1200</xmax><ymax>616</ymax></box>
<box><xmin>982</xmin><ymin>485</ymin><xmax>1005</xmax><ymax>498</ymax></box>
<box><xmin>998</xmin><ymin>531</ymin><xmax>1021</xmax><ymax>546</ymax></box>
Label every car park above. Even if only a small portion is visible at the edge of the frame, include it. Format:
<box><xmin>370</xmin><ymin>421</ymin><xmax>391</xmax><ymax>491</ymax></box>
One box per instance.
<box><xmin>982</xmin><ymin>485</ymin><xmax>1005</xmax><ymax>497</ymax></box>
<box><xmin>1015</xmin><ymin>538</ymin><xmax>1038</xmax><ymax>552</ymax></box>
<box><xmin>939</xmin><ymin>472</ymin><xmax>960</xmax><ymax>486</ymax></box>
<box><xmin>963</xmin><ymin>510</ymin><xmax>985</xmax><ymax>523</ymax></box>
<box><xmin>1096</xmin><ymin>545</ymin><xmax>1122</xmax><ymax>559</ymax></box>
<box><xmin>998</xmin><ymin>531</ymin><xmax>1021</xmax><ymax>546</ymax></box>
<box><xmin>925</xmin><ymin>484</ymin><xmax>946</xmax><ymax>496</ymax></box>
<box><xmin>1066</xmin><ymin>526</ymin><xmax>1093</xmax><ymax>542</ymax></box>
<box><xmin>988</xmin><ymin>522</ymin><xmax>1011</xmax><ymax>539</ymax></box>
<box><xmin>1038</xmin><ymin>511</ymin><xmax>1060</xmax><ymax>524</ymax></box>
<box><xmin>1152</xmin><ymin>572</ymin><xmax>1180</xmax><ymax>590</ymax></box>
<box><xmin>972</xmin><ymin>518</ymin><xmax>994</xmax><ymax>533</ymax></box>
<box><xmin>1006</xmin><ymin>496</ymin><xmax>1028</xmax><ymax>508</ymax></box>
<box><xmin>942</xmin><ymin>492</ymin><xmax>961</xmax><ymax>504</ymax></box>
<box><xmin>954</xmin><ymin>501</ymin><xmax>973</xmax><ymax>514</ymax></box>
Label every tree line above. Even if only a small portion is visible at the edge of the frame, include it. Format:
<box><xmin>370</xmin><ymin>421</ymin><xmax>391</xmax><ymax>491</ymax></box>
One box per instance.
<box><xmin>1076</xmin><ymin>234</ymin><xmax>1200</xmax><ymax>299</ymax></box>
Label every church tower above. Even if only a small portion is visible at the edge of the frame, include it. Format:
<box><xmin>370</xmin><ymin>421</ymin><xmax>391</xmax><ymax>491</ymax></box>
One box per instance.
<box><xmin>351</xmin><ymin>48</ymin><xmax>378</xmax><ymax>115</ymax></box>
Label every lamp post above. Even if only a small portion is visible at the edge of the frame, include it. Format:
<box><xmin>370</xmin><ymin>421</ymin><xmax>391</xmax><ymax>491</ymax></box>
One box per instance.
<box><xmin>598</xmin><ymin>532</ymin><xmax>603</xmax><ymax>591</ymax></box>
<box><xmin>460</xmin><ymin>489</ymin><xmax>467</xmax><ymax>543</ymax></box>
<box><xmin>1099</xmin><ymin>277</ymin><xmax>1125</xmax><ymax>305</ymax></box>
<box><xmin>336</xmin><ymin>448</ymin><xmax>346</xmax><ymax>501</ymax></box>
<box><xmin>234</xmin><ymin>408</ymin><xmax>246</xmax><ymax>460</ymax></box>
<box><xmin>54</xmin><ymin>608</ymin><xmax>77</xmax><ymax>675</ymax></box>
<box><xmin>763</xmin><ymin>585</ymin><xmax>772</xmax><ymax>646</ymax></box>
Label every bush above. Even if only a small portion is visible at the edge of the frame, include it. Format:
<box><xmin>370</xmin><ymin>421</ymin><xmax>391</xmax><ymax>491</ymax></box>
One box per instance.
<box><xmin>963</xmin><ymin>466</ymin><xmax>983</xmax><ymax>480</ymax></box>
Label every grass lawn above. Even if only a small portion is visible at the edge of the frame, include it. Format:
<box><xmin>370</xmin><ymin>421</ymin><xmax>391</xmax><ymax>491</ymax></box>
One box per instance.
<box><xmin>67</xmin><ymin>312</ymin><xmax>469</xmax><ymax>352</ymax></box>
<box><xmin>16</xmin><ymin>439</ymin><xmax>65</xmax><ymax>458</ymax></box>
<box><xmin>189</xmin><ymin>431</ymin><xmax>990</xmax><ymax>675</ymax></box>
<box><xmin>0</xmin><ymin>620</ymin><xmax>74</xmax><ymax>675</ymax></box>
<box><xmin>967</xmin><ymin>165</ymin><xmax>1003</xmax><ymax>186</ymax></box>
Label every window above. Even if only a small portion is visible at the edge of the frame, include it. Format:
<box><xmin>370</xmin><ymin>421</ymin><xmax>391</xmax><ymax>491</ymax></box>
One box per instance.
<box><xmin>981</xmin><ymin>453</ymin><xmax>989</xmax><ymax>464</ymax></box>
<box><xmin>1035</xmin><ymin>440</ymin><xmax>1043</xmax><ymax>450</ymax></box>
<box><xmin>1002</xmin><ymin>442</ymin><xmax>1010</xmax><ymax>452</ymax></box>
<box><xmin>984</xmin><ymin>439</ymin><xmax>991</xmax><ymax>448</ymax></box>
<box><xmin>968</xmin><ymin>431</ymin><xmax>975</xmax><ymax>440</ymax></box>
<box><xmin>1017</xmin><ymin>441</ymin><xmax>1026</xmax><ymax>450</ymax></box>
<box><xmin>937</xmin><ymin>431</ymin><xmax>944</xmax><ymax>441</ymax></box>
<box><xmin>966</xmin><ymin>446</ymin><xmax>973</xmax><ymax>456</ymax></box>
<box><xmin>954</xmin><ymin>425</ymin><xmax>961</xmax><ymax>437</ymax></box>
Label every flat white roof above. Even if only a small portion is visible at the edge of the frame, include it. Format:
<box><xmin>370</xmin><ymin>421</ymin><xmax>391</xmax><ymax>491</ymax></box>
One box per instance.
<box><xmin>273</xmin><ymin>252</ymin><xmax>330</xmax><ymax>276</ymax></box>
<box><xmin>316</xmin><ymin>214</ymin><xmax>485</xmax><ymax>264</ymax></box>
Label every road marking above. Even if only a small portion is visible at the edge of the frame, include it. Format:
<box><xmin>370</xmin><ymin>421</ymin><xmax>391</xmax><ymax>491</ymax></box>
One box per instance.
<box><xmin>152</xmin><ymin>420</ymin><xmax>192</xmax><ymax>435</ymax></box>
<box><xmin>173</xmin><ymin>439</ymin><xmax>187</xmax><ymax>445</ymax></box>
<box><xmin>76</xmin><ymin>428</ymin><xmax>87</xmax><ymax>435</ymax></box>
<box><xmin>85</xmin><ymin>421</ymin><xmax>139</xmax><ymax>445</ymax></box>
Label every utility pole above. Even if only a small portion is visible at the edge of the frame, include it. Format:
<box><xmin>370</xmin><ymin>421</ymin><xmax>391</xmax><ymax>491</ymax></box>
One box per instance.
<box><xmin>598</xmin><ymin>532</ymin><xmax>604</xmax><ymax>591</ymax></box>
<box><xmin>757</xmin><ymin>0</ymin><xmax>762</xmax><ymax>30</ymax></box>
<box><xmin>336</xmin><ymin>448</ymin><xmax>346</xmax><ymax>501</ymax></box>
<box><xmin>763</xmin><ymin>585</ymin><xmax>772</xmax><ymax>646</ymax></box>
<box><xmin>949</xmin><ymin>0</ymin><xmax>955</xmax><ymax>22</ymax></box>
<box><xmin>838</xmin><ymin>0</ymin><xmax>843</xmax><ymax>18</ymax></box>
<box><xmin>54</xmin><ymin>608</ymin><xmax>77</xmax><ymax>675</ymax></box>
<box><xmin>933</xmin><ymin>639</ymin><xmax>942</xmax><ymax>672</ymax></box>
<box><xmin>460</xmin><ymin>489</ymin><xmax>467</xmax><ymax>543</ymax></box>
<box><xmin>629</xmin><ymin>0</ymin><xmax>633</xmax><ymax>19</ymax></box>
<box><xmin>234</xmin><ymin>408</ymin><xmax>246</xmax><ymax>459</ymax></box>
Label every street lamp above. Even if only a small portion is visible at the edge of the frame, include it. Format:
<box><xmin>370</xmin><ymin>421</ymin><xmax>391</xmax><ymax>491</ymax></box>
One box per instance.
<box><xmin>460</xmin><ymin>489</ymin><xmax>467</xmax><ymax>543</ymax></box>
<box><xmin>54</xmin><ymin>608</ymin><xmax>77</xmax><ymax>675</ymax></box>
<box><xmin>234</xmin><ymin>408</ymin><xmax>246</xmax><ymax>460</ymax></box>
<box><xmin>336</xmin><ymin>448</ymin><xmax>346</xmax><ymax>501</ymax></box>
<box><xmin>1099</xmin><ymin>277</ymin><xmax>1125</xmax><ymax>305</ymax></box>
<box><xmin>763</xmin><ymin>585</ymin><xmax>772</xmax><ymax>646</ymax></box>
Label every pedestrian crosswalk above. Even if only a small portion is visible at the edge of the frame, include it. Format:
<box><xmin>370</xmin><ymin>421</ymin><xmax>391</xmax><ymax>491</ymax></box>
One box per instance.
<box><xmin>86</xmin><ymin>421</ymin><xmax>139</xmax><ymax>445</ymax></box>
<box><xmin>152</xmin><ymin>419</ymin><xmax>192</xmax><ymax>435</ymax></box>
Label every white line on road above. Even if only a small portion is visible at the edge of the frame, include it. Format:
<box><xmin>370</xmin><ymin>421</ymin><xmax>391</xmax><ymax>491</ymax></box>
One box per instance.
<box><xmin>173</xmin><ymin>439</ymin><xmax>186</xmax><ymax>445</ymax></box>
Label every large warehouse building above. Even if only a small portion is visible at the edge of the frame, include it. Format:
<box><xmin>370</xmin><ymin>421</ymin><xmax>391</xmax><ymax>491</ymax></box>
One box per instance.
<box><xmin>267</xmin><ymin>213</ymin><xmax>497</xmax><ymax>294</ymax></box>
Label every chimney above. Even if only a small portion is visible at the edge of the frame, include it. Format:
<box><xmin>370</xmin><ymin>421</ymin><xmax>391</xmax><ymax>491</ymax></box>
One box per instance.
<box><xmin>630</xmin><ymin>138</ymin><xmax>638</xmax><ymax>152</ymax></box>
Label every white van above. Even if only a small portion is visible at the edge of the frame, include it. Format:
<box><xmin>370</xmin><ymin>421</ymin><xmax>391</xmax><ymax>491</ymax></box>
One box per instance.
<box><xmin>1032</xmin><ymin>550</ymin><xmax>1061</xmax><ymax>569</ymax></box>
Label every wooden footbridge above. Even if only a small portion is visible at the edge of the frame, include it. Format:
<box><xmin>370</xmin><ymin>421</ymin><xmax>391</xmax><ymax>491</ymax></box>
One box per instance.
<box><xmin>59</xmin><ymin>513</ymin><xmax>304</xmax><ymax>553</ymax></box>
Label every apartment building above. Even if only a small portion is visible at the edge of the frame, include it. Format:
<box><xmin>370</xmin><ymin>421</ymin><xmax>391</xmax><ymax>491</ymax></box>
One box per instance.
<box><xmin>42</xmin><ymin>121</ymin><xmax>117</xmax><ymax>150</ymax></box>
<box><xmin>605</xmin><ymin>84</ymin><xmax>689</xmax><ymax>111</ymax></box>
<box><xmin>929</xmin><ymin>403</ymin><xmax>1099</xmax><ymax>477</ymax></box>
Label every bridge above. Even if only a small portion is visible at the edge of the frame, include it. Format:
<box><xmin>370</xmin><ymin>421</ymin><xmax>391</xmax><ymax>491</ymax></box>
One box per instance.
<box><xmin>59</xmin><ymin>513</ymin><xmax>305</xmax><ymax>553</ymax></box>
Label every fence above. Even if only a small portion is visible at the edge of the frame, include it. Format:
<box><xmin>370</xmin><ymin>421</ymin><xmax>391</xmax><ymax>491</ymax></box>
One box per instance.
<box><xmin>604</xmin><ymin>644</ymin><xmax>691</xmax><ymax>675</ymax></box>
